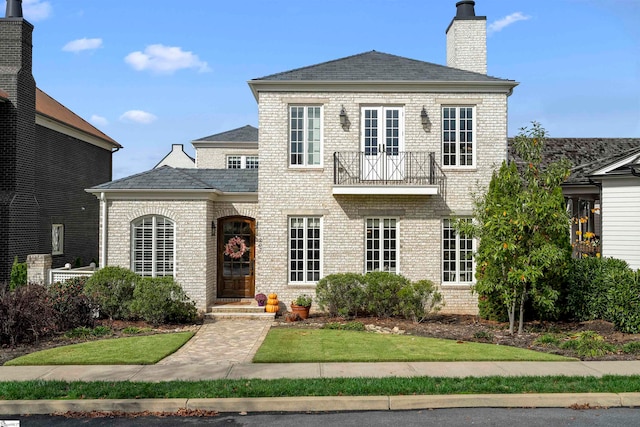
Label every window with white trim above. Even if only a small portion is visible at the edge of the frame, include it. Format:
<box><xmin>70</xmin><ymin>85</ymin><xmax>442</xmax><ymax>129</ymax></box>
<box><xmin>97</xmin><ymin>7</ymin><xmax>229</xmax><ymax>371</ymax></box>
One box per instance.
<box><xmin>442</xmin><ymin>218</ymin><xmax>474</xmax><ymax>283</ymax></box>
<box><xmin>365</xmin><ymin>218</ymin><xmax>398</xmax><ymax>273</ymax></box>
<box><xmin>226</xmin><ymin>155</ymin><xmax>259</xmax><ymax>169</ymax></box>
<box><xmin>131</xmin><ymin>215</ymin><xmax>175</xmax><ymax>277</ymax></box>
<box><xmin>289</xmin><ymin>217</ymin><xmax>321</xmax><ymax>283</ymax></box>
<box><xmin>290</xmin><ymin>106</ymin><xmax>322</xmax><ymax>166</ymax></box>
<box><xmin>52</xmin><ymin>224</ymin><xmax>64</xmax><ymax>255</ymax></box>
<box><xmin>442</xmin><ymin>106</ymin><xmax>475</xmax><ymax>167</ymax></box>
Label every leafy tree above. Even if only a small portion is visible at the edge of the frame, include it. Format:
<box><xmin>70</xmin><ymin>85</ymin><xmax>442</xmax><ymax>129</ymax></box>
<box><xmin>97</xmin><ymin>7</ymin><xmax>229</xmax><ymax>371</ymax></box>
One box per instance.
<box><xmin>458</xmin><ymin>122</ymin><xmax>572</xmax><ymax>334</ymax></box>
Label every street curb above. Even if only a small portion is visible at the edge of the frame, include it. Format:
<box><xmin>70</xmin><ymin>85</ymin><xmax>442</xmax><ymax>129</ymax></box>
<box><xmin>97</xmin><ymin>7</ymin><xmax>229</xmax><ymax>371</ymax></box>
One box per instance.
<box><xmin>1</xmin><ymin>393</ymin><xmax>639</xmax><ymax>415</ymax></box>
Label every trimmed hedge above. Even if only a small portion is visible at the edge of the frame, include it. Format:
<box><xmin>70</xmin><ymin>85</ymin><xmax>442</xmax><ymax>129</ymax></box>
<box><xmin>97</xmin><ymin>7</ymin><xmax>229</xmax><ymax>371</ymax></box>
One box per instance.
<box><xmin>130</xmin><ymin>276</ymin><xmax>197</xmax><ymax>325</ymax></box>
<box><xmin>84</xmin><ymin>266</ymin><xmax>139</xmax><ymax>320</ymax></box>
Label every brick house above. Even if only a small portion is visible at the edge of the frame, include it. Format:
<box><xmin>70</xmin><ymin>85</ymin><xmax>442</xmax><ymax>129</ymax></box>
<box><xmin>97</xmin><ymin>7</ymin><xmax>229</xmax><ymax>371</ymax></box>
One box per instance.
<box><xmin>0</xmin><ymin>2</ymin><xmax>121</xmax><ymax>282</ymax></box>
<box><xmin>88</xmin><ymin>1</ymin><xmax>517</xmax><ymax>314</ymax></box>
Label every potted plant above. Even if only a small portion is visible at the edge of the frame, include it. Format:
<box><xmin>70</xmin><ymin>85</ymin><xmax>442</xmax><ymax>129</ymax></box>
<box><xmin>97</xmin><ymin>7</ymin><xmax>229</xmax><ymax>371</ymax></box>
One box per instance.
<box><xmin>290</xmin><ymin>294</ymin><xmax>312</xmax><ymax>319</ymax></box>
<box><xmin>254</xmin><ymin>293</ymin><xmax>267</xmax><ymax>307</ymax></box>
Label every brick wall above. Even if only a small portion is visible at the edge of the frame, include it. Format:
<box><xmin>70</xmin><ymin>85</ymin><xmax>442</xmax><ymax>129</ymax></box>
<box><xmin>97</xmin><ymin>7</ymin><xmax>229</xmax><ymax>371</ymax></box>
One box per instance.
<box><xmin>256</xmin><ymin>90</ymin><xmax>508</xmax><ymax>313</ymax></box>
<box><xmin>446</xmin><ymin>19</ymin><xmax>487</xmax><ymax>74</ymax></box>
<box><xmin>196</xmin><ymin>147</ymin><xmax>259</xmax><ymax>168</ymax></box>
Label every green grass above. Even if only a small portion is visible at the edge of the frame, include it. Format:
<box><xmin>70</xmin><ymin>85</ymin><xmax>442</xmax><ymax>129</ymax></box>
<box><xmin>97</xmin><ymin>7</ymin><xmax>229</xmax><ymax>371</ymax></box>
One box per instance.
<box><xmin>253</xmin><ymin>329</ymin><xmax>572</xmax><ymax>362</ymax></box>
<box><xmin>1</xmin><ymin>376</ymin><xmax>640</xmax><ymax>400</ymax></box>
<box><xmin>4</xmin><ymin>332</ymin><xmax>194</xmax><ymax>366</ymax></box>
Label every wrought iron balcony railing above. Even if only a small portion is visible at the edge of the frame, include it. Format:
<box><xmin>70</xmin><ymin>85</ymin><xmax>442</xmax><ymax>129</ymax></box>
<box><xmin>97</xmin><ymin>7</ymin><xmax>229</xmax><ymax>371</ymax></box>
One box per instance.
<box><xmin>333</xmin><ymin>151</ymin><xmax>444</xmax><ymax>187</ymax></box>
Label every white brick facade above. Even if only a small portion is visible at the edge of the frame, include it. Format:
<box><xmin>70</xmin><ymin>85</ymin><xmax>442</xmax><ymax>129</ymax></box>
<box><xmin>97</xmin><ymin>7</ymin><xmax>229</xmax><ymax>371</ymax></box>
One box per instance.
<box><xmin>446</xmin><ymin>19</ymin><xmax>487</xmax><ymax>74</ymax></box>
<box><xmin>196</xmin><ymin>147</ymin><xmax>258</xmax><ymax>169</ymax></box>
<box><xmin>255</xmin><ymin>91</ymin><xmax>509</xmax><ymax>313</ymax></box>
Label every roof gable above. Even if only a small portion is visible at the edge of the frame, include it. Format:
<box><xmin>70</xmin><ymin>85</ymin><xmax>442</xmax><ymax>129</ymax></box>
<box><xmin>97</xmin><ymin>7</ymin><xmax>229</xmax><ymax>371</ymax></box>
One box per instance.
<box><xmin>252</xmin><ymin>51</ymin><xmax>511</xmax><ymax>83</ymax></box>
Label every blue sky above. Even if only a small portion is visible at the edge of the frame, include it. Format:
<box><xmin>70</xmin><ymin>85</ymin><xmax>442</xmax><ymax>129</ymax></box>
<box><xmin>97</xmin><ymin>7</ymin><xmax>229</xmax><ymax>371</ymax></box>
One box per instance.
<box><xmin>12</xmin><ymin>0</ymin><xmax>640</xmax><ymax>179</ymax></box>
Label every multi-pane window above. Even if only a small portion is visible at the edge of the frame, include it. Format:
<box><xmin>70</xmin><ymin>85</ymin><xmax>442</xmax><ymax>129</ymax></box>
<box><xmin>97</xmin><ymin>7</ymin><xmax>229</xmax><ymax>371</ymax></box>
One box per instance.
<box><xmin>52</xmin><ymin>224</ymin><xmax>64</xmax><ymax>255</ymax></box>
<box><xmin>227</xmin><ymin>155</ymin><xmax>259</xmax><ymax>169</ymax></box>
<box><xmin>132</xmin><ymin>215</ymin><xmax>175</xmax><ymax>277</ymax></box>
<box><xmin>442</xmin><ymin>106</ymin><xmax>475</xmax><ymax>167</ymax></box>
<box><xmin>365</xmin><ymin>218</ymin><xmax>398</xmax><ymax>273</ymax></box>
<box><xmin>290</xmin><ymin>106</ymin><xmax>322</xmax><ymax>166</ymax></box>
<box><xmin>289</xmin><ymin>217</ymin><xmax>321</xmax><ymax>283</ymax></box>
<box><xmin>362</xmin><ymin>107</ymin><xmax>403</xmax><ymax>156</ymax></box>
<box><xmin>442</xmin><ymin>218</ymin><xmax>474</xmax><ymax>283</ymax></box>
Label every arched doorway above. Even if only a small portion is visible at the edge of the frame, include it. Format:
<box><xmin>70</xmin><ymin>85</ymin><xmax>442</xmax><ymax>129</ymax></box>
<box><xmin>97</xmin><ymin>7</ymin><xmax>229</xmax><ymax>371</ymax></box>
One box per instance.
<box><xmin>217</xmin><ymin>216</ymin><xmax>255</xmax><ymax>298</ymax></box>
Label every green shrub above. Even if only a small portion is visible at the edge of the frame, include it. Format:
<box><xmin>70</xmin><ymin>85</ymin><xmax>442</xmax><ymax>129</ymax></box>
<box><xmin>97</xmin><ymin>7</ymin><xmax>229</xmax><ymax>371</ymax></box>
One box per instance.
<box><xmin>0</xmin><ymin>284</ymin><xmax>56</xmax><ymax>346</ymax></box>
<box><xmin>605</xmin><ymin>269</ymin><xmax>640</xmax><ymax>333</ymax></box>
<box><xmin>315</xmin><ymin>273</ymin><xmax>366</xmax><ymax>318</ymax></box>
<box><xmin>130</xmin><ymin>276</ymin><xmax>197</xmax><ymax>325</ymax></box>
<box><xmin>363</xmin><ymin>271</ymin><xmax>409</xmax><ymax>317</ymax></box>
<box><xmin>476</xmin><ymin>290</ymin><xmax>509</xmax><ymax>322</ymax></box>
<box><xmin>396</xmin><ymin>279</ymin><xmax>443</xmax><ymax>322</ymax></box>
<box><xmin>48</xmin><ymin>277</ymin><xmax>94</xmax><ymax>331</ymax></box>
<box><xmin>64</xmin><ymin>326</ymin><xmax>93</xmax><ymax>339</ymax></box>
<box><xmin>91</xmin><ymin>325</ymin><xmax>112</xmax><ymax>336</ymax></box>
<box><xmin>9</xmin><ymin>256</ymin><xmax>27</xmax><ymax>291</ymax></box>
<box><xmin>560</xmin><ymin>331</ymin><xmax>615</xmax><ymax>358</ymax></box>
<box><xmin>322</xmin><ymin>321</ymin><xmax>366</xmax><ymax>331</ymax></box>
<box><xmin>565</xmin><ymin>257</ymin><xmax>629</xmax><ymax>321</ymax></box>
<box><xmin>622</xmin><ymin>341</ymin><xmax>640</xmax><ymax>354</ymax></box>
<box><xmin>533</xmin><ymin>333</ymin><xmax>561</xmax><ymax>347</ymax></box>
<box><xmin>84</xmin><ymin>266</ymin><xmax>139</xmax><ymax>320</ymax></box>
<box><xmin>473</xmin><ymin>330</ymin><xmax>494</xmax><ymax>341</ymax></box>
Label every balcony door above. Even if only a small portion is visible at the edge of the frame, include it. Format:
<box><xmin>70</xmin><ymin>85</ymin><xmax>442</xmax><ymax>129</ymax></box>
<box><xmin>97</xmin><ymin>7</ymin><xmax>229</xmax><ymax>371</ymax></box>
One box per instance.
<box><xmin>361</xmin><ymin>107</ymin><xmax>404</xmax><ymax>181</ymax></box>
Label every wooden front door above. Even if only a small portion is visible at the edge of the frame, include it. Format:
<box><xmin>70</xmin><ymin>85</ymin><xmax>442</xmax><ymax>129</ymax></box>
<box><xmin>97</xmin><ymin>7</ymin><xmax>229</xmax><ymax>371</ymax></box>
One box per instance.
<box><xmin>217</xmin><ymin>217</ymin><xmax>255</xmax><ymax>298</ymax></box>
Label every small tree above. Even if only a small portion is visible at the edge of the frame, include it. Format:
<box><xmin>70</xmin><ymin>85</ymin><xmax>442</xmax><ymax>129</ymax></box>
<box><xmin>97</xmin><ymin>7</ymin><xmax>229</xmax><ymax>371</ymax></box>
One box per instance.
<box><xmin>458</xmin><ymin>122</ymin><xmax>572</xmax><ymax>334</ymax></box>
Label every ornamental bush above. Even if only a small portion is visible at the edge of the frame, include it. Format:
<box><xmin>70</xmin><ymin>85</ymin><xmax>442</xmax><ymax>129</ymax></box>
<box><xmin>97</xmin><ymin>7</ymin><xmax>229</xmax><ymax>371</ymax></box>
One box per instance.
<box><xmin>84</xmin><ymin>266</ymin><xmax>139</xmax><ymax>320</ymax></box>
<box><xmin>315</xmin><ymin>273</ymin><xmax>367</xmax><ymax>318</ymax></box>
<box><xmin>130</xmin><ymin>276</ymin><xmax>197</xmax><ymax>325</ymax></box>
<box><xmin>605</xmin><ymin>268</ymin><xmax>640</xmax><ymax>334</ymax></box>
<box><xmin>396</xmin><ymin>279</ymin><xmax>443</xmax><ymax>323</ymax></box>
<box><xmin>565</xmin><ymin>257</ymin><xmax>630</xmax><ymax>321</ymax></box>
<box><xmin>0</xmin><ymin>284</ymin><xmax>56</xmax><ymax>346</ymax></box>
<box><xmin>363</xmin><ymin>271</ymin><xmax>409</xmax><ymax>318</ymax></box>
<box><xmin>48</xmin><ymin>277</ymin><xmax>95</xmax><ymax>331</ymax></box>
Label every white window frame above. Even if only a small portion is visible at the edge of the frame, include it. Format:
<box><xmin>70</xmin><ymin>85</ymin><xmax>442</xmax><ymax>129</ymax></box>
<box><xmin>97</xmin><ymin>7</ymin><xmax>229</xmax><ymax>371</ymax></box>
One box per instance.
<box><xmin>442</xmin><ymin>218</ymin><xmax>475</xmax><ymax>284</ymax></box>
<box><xmin>227</xmin><ymin>155</ymin><xmax>259</xmax><ymax>169</ymax></box>
<box><xmin>364</xmin><ymin>217</ymin><xmax>399</xmax><ymax>274</ymax></box>
<box><xmin>288</xmin><ymin>216</ymin><xmax>323</xmax><ymax>284</ymax></box>
<box><xmin>289</xmin><ymin>105</ymin><xmax>323</xmax><ymax>168</ymax></box>
<box><xmin>131</xmin><ymin>215</ymin><xmax>176</xmax><ymax>277</ymax></box>
<box><xmin>442</xmin><ymin>106</ymin><xmax>476</xmax><ymax>168</ymax></box>
<box><xmin>52</xmin><ymin>224</ymin><xmax>64</xmax><ymax>255</ymax></box>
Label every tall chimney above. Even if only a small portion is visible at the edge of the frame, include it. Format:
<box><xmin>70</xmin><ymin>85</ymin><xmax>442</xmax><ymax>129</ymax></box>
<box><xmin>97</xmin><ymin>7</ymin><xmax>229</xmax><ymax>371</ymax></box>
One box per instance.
<box><xmin>6</xmin><ymin>0</ymin><xmax>24</xmax><ymax>18</ymax></box>
<box><xmin>0</xmin><ymin>0</ymin><xmax>38</xmax><ymax>281</ymax></box>
<box><xmin>446</xmin><ymin>1</ymin><xmax>487</xmax><ymax>74</ymax></box>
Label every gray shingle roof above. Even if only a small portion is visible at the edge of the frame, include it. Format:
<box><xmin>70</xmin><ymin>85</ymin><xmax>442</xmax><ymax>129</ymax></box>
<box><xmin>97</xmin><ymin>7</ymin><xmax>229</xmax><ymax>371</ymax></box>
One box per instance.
<box><xmin>90</xmin><ymin>167</ymin><xmax>257</xmax><ymax>192</ymax></box>
<box><xmin>252</xmin><ymin>51</ymin><xmax>512</xmax><ymax>83</ymax></box>
<box><xmin>508</xmin><ymin>138</ymin><xmax>640</xmax><ymax>184</ymax></box>
<box><xmin>194</xmin><ymin>125</ymin><xmax>258</xmax><ymax>142</ymax></box>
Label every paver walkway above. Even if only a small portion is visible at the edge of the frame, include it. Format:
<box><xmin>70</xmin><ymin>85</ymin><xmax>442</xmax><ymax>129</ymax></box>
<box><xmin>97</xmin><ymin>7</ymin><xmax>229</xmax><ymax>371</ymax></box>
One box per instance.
<box><xmin>157</xmin><ymin>318</ymin><xmax>272</xmax><ymax>365</ymax></box>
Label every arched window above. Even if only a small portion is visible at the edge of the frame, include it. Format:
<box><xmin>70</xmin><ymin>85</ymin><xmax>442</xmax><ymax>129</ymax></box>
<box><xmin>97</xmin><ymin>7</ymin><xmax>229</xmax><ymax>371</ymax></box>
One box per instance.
<box><xmin>131</xmin><ymin>215</ymin><xmax>175</xmax><ymax>277</ymax></box>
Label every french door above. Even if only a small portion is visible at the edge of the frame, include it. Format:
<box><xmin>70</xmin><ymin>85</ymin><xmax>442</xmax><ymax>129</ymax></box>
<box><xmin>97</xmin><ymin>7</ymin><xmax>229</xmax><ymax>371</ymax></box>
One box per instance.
<box><xmin>361</xmin><ymin>107</ymin><xmax>404</xmax><ymax>181</ymax></box>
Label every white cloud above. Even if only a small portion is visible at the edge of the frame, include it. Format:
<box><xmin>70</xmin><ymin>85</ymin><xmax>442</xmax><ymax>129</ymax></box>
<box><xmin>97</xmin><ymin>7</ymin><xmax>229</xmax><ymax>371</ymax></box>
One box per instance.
<box><xmin>488</xmin><ymin>12</ymin><xmax>531</xmax><ymax>34</ymax></box>
<box><xmin>124</xmin><ymin>44</ymin><xmax>210</xmax><ymax>74</ymax></box>
<box><xmin>62</xmin><ymin>38</ymin><xmax>103</xmax><ymax>53</ymax></box>
<box><xmin>22</xmin><ymin>0</ymin><xmax>52</xmax><ymax>21</ymax></box>
<box><xmin>119</xmin><ymin>110</ymin><xmax>157</xmax><ymax>125</ymax></box>
<box><xmin>90</xmin><ymin>114</ymin><xmax>108</xmax><ymax>127</ymax></box>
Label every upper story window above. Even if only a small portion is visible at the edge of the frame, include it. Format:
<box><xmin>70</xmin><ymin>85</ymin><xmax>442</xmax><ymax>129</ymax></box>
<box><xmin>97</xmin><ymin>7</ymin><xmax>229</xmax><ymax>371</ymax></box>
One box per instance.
<box><xmin>442</xmin><ymin>106</ymin><xmax>475</xmax><ymax>167</ymax></box>
<box><xmin>227</xmin><ymin>155</ymin><xmax>259</xmax><ymax>169</ymax></box>
<box><xmin>131</xmin><ymin>215</ymin><xmax>175</xmax><ymax>277</ymax></box>
<box><xmin>290</xmin><ymin>106</ymin><xmax>322</xmax><ymax>167</ymax></box>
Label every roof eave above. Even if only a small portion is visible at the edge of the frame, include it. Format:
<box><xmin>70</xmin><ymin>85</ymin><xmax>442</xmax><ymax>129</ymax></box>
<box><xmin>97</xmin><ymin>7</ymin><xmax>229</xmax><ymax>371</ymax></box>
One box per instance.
<box><xmin>247</xmin><ymin>80</ymin><xmax>519</xmax><ymax>100</ymax></box>
<box><xmin>36</xmin><ymin>112</ymin><xmax>122</xmax><ymax>150</ymax></box>
<box><xmin>85</xmin><ymin>188</ymin><xmax>258</xmax><ymax>201</ymax></box>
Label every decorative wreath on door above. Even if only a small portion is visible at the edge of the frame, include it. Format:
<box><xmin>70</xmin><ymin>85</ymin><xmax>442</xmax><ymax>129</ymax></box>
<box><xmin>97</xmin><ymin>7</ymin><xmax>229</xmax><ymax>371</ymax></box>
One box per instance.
<box><xmin>224</xmin><ymin>236</ymin><xmax>248</xmax><ymax>259</ymax></box>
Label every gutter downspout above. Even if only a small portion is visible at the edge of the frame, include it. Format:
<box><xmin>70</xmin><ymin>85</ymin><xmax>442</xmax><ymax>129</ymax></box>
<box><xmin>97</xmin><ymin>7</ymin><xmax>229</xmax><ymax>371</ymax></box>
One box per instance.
<box><xmin>100</xmin><ymin>192</ymin><xmax>107</xmax><ymax>268</ymax></box>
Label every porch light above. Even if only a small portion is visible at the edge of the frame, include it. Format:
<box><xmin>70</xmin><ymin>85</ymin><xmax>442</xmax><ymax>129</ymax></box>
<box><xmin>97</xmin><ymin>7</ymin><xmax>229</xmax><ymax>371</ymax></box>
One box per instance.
<box><xmin>211</xmin><ymin>221</ymin><xmax>216</xmax><ymax>236</ymax></box>
<box><xmin>339</xmin><ymin>106</ymin><xmax>350</xmax><ymax>131</ymax></box>
<box><xmin>421</xmin><ymin>106</ymin><xmax>431</xmax><ymax>132</ymax></box>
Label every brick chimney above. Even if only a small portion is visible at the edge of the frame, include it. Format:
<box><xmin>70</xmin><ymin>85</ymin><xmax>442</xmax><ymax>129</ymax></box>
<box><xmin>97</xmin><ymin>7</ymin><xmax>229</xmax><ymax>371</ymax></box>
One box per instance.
<box><xmin>0</xmin><ymin>0</ymin><xmax>39</xmax><ymax>281</ymax></box>
<box><xmin>446</xmin><ymin>1</ymin><xmax>487</xmax><ymax>74</ymax></box>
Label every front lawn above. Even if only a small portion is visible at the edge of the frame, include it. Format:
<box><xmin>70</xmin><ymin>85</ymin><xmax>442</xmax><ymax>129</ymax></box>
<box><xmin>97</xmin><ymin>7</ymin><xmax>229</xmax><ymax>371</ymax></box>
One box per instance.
<box><xmin>4</xmin><ymin>332</ymin><xmax>194</xmax><ymax>366</ymax></box>
<box><xmin>253</xmin><ymin>329</ymin><xmax>572</xmax><ymax>362</ymax></box>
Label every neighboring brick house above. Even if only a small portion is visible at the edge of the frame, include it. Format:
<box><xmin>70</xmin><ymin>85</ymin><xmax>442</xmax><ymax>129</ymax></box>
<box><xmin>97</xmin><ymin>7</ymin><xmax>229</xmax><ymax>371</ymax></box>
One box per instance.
<box><xmin>510</xmin><ymin>138</ymin><xmax>640</xmax><ymax>268</ymax></box>
<box><xmin>0</xmin><ymin>2</ymin><xmax>121</xmax><ymax>281</ymax></box>
<box><xmin>89</xmin><ymin>1</ymin><xmax>517</xmax><ymax>314</ymax></box>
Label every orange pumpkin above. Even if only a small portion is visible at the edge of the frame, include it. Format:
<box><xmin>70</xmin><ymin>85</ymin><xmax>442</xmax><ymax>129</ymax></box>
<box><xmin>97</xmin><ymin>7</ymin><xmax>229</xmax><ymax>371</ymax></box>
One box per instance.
<box><xmin>268</xmin><ymin>293</ymin><xmax>278</xmax><ymax>300</ymax></box>
<box><xmin>265</xmin><ymin>304</ymin><xmax>279</xmax><ymax>313</ymax></box>
<box><xmin>266</xmin><ymin>298</ymin><xmax>279</xmax><ymax>306</ymax></box>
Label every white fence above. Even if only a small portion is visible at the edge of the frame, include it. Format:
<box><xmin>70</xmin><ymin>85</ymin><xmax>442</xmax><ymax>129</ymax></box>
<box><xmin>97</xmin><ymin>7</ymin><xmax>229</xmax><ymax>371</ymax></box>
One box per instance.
<box><xmin>49</xmin><ymin>263</ymin><xmax>96</xmax><ymax>284</ymax></box>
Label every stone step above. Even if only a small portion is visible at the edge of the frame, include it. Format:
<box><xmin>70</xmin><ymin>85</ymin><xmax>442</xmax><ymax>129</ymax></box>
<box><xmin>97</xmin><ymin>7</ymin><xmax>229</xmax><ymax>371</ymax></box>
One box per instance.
<box><xmin>209</xmin><ymin>305</ymin><xmax>267</xmax><ymax>314</ymax></box>
<box><xmin>204</xmin><ymin>312</ymin><xmax>275</xmax><ymax>320</ymax></box>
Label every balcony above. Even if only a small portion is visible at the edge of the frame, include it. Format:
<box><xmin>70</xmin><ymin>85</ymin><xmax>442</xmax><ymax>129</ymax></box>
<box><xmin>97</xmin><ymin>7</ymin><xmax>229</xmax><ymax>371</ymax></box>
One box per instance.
<box><xmin>333</xmin><ymin>151</ymin><xmax>444</xmax><ymax>196</ymax></box>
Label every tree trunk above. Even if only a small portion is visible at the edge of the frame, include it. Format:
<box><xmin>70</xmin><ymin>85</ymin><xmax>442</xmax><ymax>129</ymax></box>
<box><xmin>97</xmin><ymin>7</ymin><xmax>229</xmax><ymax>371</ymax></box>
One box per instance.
<box><xmin>518</xmin><ymin>289</ymin><xmax>527</xmax><ymax>335</ymax></box>
<box><xmin>508</xmin><ymin>297</ymin><xmax>516</xmax><ymax>335</ymax></box>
